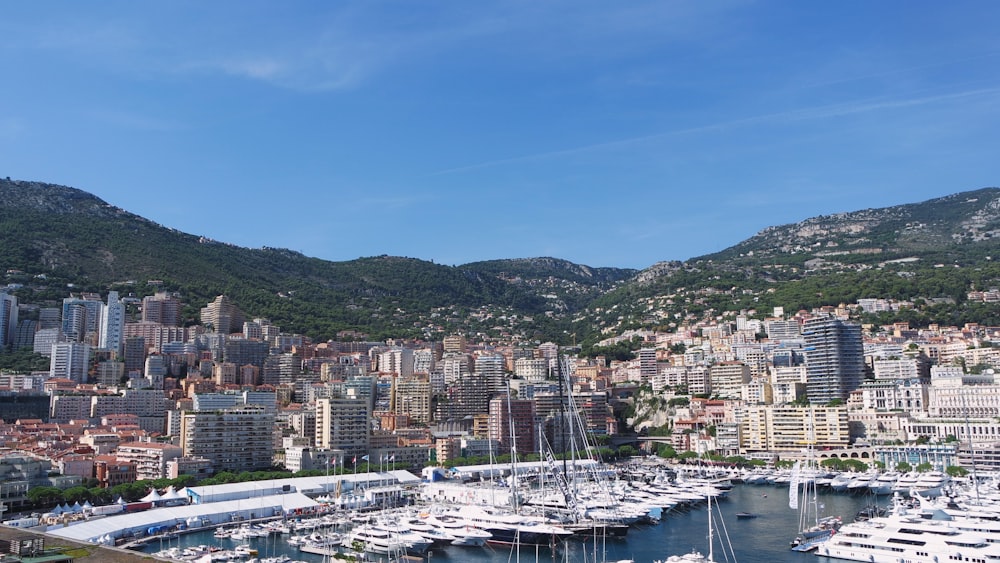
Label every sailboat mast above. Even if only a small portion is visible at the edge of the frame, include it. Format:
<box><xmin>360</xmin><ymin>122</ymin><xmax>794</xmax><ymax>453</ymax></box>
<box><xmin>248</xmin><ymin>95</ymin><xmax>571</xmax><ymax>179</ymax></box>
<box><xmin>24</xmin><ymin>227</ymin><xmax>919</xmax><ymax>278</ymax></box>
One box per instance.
<box><xmin>507</xmin><ymin>383</ymin><xmax>520</xmax><ymax>513</ymax></box>
<box><xmin>557</xmin><ymin>352</ymin><xmax>569</xmax><ymax>478</ymax></box>
<box><xmin>707</xmin><ymin>490</ymin><xmax>714</xmax><ymax>562</ymax></box>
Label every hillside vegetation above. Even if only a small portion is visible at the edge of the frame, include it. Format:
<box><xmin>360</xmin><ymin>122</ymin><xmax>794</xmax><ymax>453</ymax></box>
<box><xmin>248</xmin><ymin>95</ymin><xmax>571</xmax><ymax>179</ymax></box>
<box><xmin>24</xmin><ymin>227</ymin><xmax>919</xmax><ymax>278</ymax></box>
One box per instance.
<box><xmin>3</xmin><ymin>179</ymin><xmax>1000</xmax><ymax>345</ymax></box>
<box><xmin>0</xmin><ymin>179</ymin><xmax>635</xmax><ymax>342</ymax></box>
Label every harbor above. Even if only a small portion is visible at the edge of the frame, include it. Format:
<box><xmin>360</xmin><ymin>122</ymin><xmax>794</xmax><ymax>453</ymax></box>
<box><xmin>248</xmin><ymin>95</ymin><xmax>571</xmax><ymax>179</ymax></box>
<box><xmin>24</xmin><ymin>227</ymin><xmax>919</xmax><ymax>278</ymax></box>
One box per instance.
<box><xmin>26</xmin><ymin>461</ymin><xmax>1000</xmax><ymax>563</ymax></box>
<box><xmin>131</xmin><ymin>480</ymin><xmax>878</xmax><ymax>563</ymax></box>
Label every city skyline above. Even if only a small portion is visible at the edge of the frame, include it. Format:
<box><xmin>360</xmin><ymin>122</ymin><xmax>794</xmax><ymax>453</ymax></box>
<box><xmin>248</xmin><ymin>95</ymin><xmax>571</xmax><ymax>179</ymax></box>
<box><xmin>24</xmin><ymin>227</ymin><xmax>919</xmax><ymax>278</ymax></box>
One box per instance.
<box><xmin>2</xmin><ymin>2</ymin><xmax>1000</xmax><ymax>268</ymax></box>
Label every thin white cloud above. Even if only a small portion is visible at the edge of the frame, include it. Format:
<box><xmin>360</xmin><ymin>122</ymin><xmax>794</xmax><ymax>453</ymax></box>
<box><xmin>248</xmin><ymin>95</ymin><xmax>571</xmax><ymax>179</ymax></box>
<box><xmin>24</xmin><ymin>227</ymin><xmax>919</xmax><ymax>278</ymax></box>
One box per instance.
<box><xmin>431</xmin><ymin>87</ymin><xmax>1000</xmax><ymax>176</ymax></box>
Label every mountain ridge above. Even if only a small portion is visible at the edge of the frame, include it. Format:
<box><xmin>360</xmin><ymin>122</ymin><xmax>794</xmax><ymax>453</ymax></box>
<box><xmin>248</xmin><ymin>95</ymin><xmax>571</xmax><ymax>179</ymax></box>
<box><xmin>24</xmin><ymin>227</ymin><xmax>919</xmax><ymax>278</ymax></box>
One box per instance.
<box><xmin>4</xmin><ymin>177</ymin><xmax>1000</xmax><ymax>344</ymax></box>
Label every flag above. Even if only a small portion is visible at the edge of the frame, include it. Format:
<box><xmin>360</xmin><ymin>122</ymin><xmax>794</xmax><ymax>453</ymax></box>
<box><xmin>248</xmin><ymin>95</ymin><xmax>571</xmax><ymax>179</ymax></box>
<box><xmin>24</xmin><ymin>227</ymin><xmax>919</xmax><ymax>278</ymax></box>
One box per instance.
<box><xmin>788</xmin><ymin>461</ymin><xmax>801</xmax><ymax>510</ymax></box>
<box><xmin>361</xmin><ymin>455</ymin><xmax>370</xmax><ymax>461</ymax></box>
<box><xmin>389</xmin><ymin>454</ymin><xmax>395</xmax><ymax>462</ymax></box>
<box><xmin>352</xmin><ymin>456</ymin><xmax>357</xmax><ymax>464</ymax></box>
<box><xmin>330</xmin><ymin>457</ymin><xmax>336</xmax><ymax>466</ymax></box>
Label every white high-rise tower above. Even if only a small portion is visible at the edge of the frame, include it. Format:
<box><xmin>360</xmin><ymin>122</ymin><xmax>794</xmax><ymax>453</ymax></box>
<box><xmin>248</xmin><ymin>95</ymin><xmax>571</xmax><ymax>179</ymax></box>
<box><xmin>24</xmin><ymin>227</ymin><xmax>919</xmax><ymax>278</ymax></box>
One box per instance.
<box><xmin>100</xmin><ymin>291</ymin><xmax>126</xmax><ymax>356</ymax></box>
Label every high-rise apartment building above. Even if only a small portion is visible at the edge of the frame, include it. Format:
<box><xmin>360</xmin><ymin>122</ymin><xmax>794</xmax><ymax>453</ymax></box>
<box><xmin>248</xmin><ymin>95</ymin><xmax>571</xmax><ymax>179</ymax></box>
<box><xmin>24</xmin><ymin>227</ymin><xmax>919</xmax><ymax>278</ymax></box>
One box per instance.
<box><xmin>637</xmin><ymin>348</ymin><xmax>657</xmax><ymax>386</ymax></box>
<box><xmin>94</xmin><ymin>360</ymin><xmax>125</xmax><ymax>387</ymax></box>
<box><xmin>514</xmin><ymin>358</ymin><xmax>549</xmax><ymax>382</ymax></box>
<box><xmin>488</xmin><ymin>395</ymin><xmax>536</xmax><ymax>456</ymax></box>
<box><xmin>91</xmin><ymin>389</ymin><xmax>168</xmax><ymax>433</ymax></box>
<box><xmin>125</xmin><ymin>322</ymin><xmax>188</xmax><ymax>354</ymax></box>
<box><xmin>144</xmin><ymin>354</ymin><xmax>168</xmax><ymax>389</ymax></box>
<box><xmin>49</xmin><ymin>342</ymin><xmax>90</xmax><ymax>382</ymax></box>
<box><xmin>13</xmin><ymin>319</ymin><xmax>36</xmax><ymax>350</ymax></box>
<box><xmin>61</xmin><ymin>294</ymin><xmax>103</xmax><ymax>343</ymax></box>
<box><xmin>0</xmin><ymin>292</ymin><xmax>18</xmax><ymax>348</ymax></box>
<box><xmin>413</xmin><ymin>349</ymin><xmax>435</xmax><ymax>374</ymax></box>
<box><xmin>736</xmin><ymin>405</ymin><xmax>850</xmax><ymax>453</ymax></box>
<box><xmin>802</xmin><ymin>315</ymin><xmax>865</xmax><ymax>403</ymax></box>
<box><xmin>33</xmin><ymin>328</ymin><xmax>63</xmax><ymax>357</ymax></box>
<box><xmin>315</xmin><ymin>397</ymin><xmax>370</xmax><ymax>459</ymax></box>
<box><xmin>442</xmin><ymin>335</ymin><xmax>467</xmax><ymax>355</ymax></box>
<box><xmin>441</xmin><ymin>353</ymin><xmax>471</xmax><ymax>385</ymax></box>
<box><xmin>378</xmin><ymin>348</ymin><xmax>414</xmax><ymax>378</ymax></box>
<box><xmin>475</xmin><ymin>353</ymin><xmax>507</xmax><ymax>394</ymax></box>
<box><xmin>200</xmin><ymin>295</ymin><xmax>244</xmax><ymax>334</ymax></box>
<box><xmin>262</xmin><ymin>353</ymin><xmax>302</xmax><ymax>386</ymax></box>
<box><xmin>394</xmin><ymin>375</ymin><xmax>432</xmax><ymax>424</ymax></box>
<box><xmin>99</xmin><ymin>291</ymin><xmax>126</xmax><ymax>356</ymax></box>
<box><xmin>224</xmin><ymin>338</ymin><xmax>270</xmax><ymax>370</ymax></box>
<box><xmin>141</xmin><ymin>292</ymin><xmax>182</xmax><ymax>326</ymax></box>
<box><xmin>444</xmin><ymin>374</ymin><xmax>493</xmax><ymax>420</ymax></box>
<box><xmin>123</xmin><ymin>336</ymin><xmax>147</xmax><ymax>375</ymax></box>
<box><xmin>709</xmin><ymin>362</ymin><xmax>751</xmax><ymax>400</ymax></box>
<box><xmin>37</xmin><ymin>307</ymin><xmax>61</xmax><ymax>330</ymax></box>
<box><xmin>765</xmin><ymin>319</ymin><xmax>802</xmax><ymax>341</ymax></box>
<box><xmin>179</xmin><ymin>405</ymin><xmax>274</xmax><ymax>473</ymax></box>
<box><xmin>116</xmin><ymin>442</ymin><xmax>182</xmax><ymax>481</ymax></box>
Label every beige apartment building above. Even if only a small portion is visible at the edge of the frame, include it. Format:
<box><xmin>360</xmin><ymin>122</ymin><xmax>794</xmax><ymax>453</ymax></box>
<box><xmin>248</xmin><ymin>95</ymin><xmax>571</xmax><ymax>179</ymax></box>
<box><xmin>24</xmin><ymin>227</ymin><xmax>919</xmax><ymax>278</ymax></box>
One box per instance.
<box><xmin>315</xmin><ymin>397</ymin><xmax>370</xmax><ymax>459</ymax></box>
<box><xmin>736</xmin><ymin>405</ymin><xmax>850</xmax><ymax>455</ymax></box>
<box><xmin>116</xmin><ymin>442</ymin><xmax>182</xmax><ymax>481</ymax></box>
<box><xmin>394</xmin><ymin>376</ymin><xmax>431</xmax><ymax>424</ymax></box>
<box><xmin>179</xmin><ymin>405</ymin><xmax>274</xmax><ymax>474</ymax></box>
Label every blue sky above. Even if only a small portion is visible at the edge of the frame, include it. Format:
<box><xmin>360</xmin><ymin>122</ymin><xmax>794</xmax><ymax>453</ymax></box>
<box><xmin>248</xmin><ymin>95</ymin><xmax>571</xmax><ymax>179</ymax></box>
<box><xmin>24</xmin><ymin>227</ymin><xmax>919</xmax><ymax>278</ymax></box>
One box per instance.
<box><xmin>2</xmin><ymin>2</ymin><xmax>999</xmax><ymax>269</ymax></box>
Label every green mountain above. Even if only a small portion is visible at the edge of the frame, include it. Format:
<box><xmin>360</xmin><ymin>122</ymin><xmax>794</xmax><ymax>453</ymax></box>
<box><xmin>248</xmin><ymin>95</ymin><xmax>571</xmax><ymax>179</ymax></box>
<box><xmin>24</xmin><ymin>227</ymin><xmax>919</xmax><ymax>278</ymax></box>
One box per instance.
<box><xmin>4</xmin><ymin>178</ymin><xmax>1000</xmax><ymax>346</ymax></box>
<box><xmin>0</xmin><ymin>178</ymin><xmax>636</xmax><ymax>342</ymax></box>
<box><xmin>704</xmin><ymin>187</ymin><xmax>1000</xmax><ymax>264</ymax></box>
<box><xmin>583</xmin><ymin>188</ymin><xmax>1000</xmax><ymax>339</ymax></box>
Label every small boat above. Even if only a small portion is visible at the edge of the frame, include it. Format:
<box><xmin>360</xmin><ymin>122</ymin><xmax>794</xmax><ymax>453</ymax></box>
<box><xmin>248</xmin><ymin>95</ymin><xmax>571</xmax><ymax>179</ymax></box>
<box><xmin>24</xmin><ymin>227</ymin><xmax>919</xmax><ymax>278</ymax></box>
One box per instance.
<box><xmin>735</xmin><ymin>512</ymin><xmax>758</xmax><ymax>519</ymax></box>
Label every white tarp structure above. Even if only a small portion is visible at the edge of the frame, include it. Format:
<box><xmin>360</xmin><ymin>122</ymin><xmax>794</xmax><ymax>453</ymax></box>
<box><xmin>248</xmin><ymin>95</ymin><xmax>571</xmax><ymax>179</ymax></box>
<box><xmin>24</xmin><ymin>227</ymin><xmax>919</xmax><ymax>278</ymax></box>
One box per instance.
<box><xmin>185</xmin><ymin>470</ymin><xmax>420</xmax><ymax>504</ymax></box>
<box><xmin>45</xmin><ymin>491</ymin><xmax>320</xmax><ymax>543</ymax></box>
<box><xmin>159</xmin><ymin>486</ymin><xmax>186</xmax><ymax>502</ymax></box>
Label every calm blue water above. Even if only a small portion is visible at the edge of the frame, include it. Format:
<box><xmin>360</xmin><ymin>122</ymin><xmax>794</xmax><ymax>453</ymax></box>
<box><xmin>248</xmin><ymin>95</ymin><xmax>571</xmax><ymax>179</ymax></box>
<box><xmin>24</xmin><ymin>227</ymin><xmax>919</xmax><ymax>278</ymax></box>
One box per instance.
<box><xmin>138</xmin><ymin>484</ymin><xmax>877</xmax><ymax>563</ymax></box>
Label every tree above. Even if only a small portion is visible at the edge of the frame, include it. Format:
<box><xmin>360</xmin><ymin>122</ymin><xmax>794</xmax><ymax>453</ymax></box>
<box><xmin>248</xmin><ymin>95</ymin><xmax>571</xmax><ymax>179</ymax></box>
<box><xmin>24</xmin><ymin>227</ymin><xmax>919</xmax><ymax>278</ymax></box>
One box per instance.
<box><xmin>916</xmin><ymin>462</ymin><xmax>933</xmax><ymax>472</ymax></box>
<box><xmin>945</xmin><ymin>465</ymin><xmax>969</xmax><ymax>477</ymax></box>
<box><xmin>590</xmin><ymin>434</ymin><xmax>611</xmax><ymax>446</ymax></box>
<box><xmin>820</xmin><ymin>458</ymin><xmax>844</xmax><ymax>471</ymax></box>
<box><xmin>27</xmin><ymin>486</ymin><xmax>64</xmax><ymax>506</ymax></box>
<box><xmin>843</xmin><ymin>459</ymin><xmax>869</xmax><ymax>472</ymax></box>
<box><xmin>617</xmin><ymin>445</ymin><xmax>638</xmax><ymax>458</ymax></box>
<box><xmin>62</xmin><ymin>486</ymin><xmax>91</xmax><ymax>504</ymax></box>
<box><xmin>895</xmin><ymin>461</ymin><xmax>912</xmax><ymax>472</ymax></box>
<box><xmin>656</xmin><ymin>444</ymin><xmax>677</xmax><ymax>458</ymax></box>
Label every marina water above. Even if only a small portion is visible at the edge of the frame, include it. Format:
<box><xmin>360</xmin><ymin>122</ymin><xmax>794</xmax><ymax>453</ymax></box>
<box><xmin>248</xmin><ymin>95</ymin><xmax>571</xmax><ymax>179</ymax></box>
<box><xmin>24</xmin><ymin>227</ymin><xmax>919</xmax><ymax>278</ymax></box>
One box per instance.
<box><xmin>138</xmin><ymin>484</ymin><xmax>875</xmax><ymax>563</ymax></box>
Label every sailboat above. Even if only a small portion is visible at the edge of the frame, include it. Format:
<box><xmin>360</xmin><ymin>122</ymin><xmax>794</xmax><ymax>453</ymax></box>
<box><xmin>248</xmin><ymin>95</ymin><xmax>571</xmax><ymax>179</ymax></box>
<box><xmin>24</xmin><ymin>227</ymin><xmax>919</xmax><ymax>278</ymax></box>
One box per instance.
<box><xmin>788</xmin><ymin>459</ymin><xmax>842</xmax><ymax>550</ymax></box>
<box><xmin>653</xmin><ymin>486</ymin><xmax>736</xmax><ymax>563</ymax></box>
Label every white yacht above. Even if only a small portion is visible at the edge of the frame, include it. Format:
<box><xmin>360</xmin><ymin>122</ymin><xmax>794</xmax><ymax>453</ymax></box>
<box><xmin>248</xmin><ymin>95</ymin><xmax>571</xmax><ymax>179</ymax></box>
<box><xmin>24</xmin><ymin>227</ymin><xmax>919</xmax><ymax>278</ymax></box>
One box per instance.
<box><xmin>829</xmin><ymin>473</ymin><xmax>854</xmax><ymax>493</ymax></box>
<box><xmin>846</xmin><ymin>472</ymin><xmax>877</xmax><ymax>495</ymax></box>
<box><xmin>417</xmin><ymin>513</ymin><xmax>493</xmax><ymax>546</ymax></box>
<box><xmin>397</xmin><ymin>515</ymin><xmax>459</xmax><ymax>545</ymax></box>
<box><xmin>818</xmin><ymin>499</ymin><xmax>1000</xmax><ymax>563</ymax></box>
<box><xmin>868</xmin><ymin>472</ymin><xmax>899</xmax><ymax>496</ymax></box>
<box><xmin>892</xmin><ymin>472</ymin><xmax>921</xmax><ymax>495</ymax></box>
<box><xmin>449</xmin><ymin>504</ymin><xmax>574</xmax><ymax>546</ymax></box>
<box><xmin>343</xmin><ymin>524</ymin><xmax>416</xmax><ymax>555</ymax></box>
<box><xmin>913</xmin><ymin>471</ymin><xmax>951</xmax><ymax>498</ymax></box>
